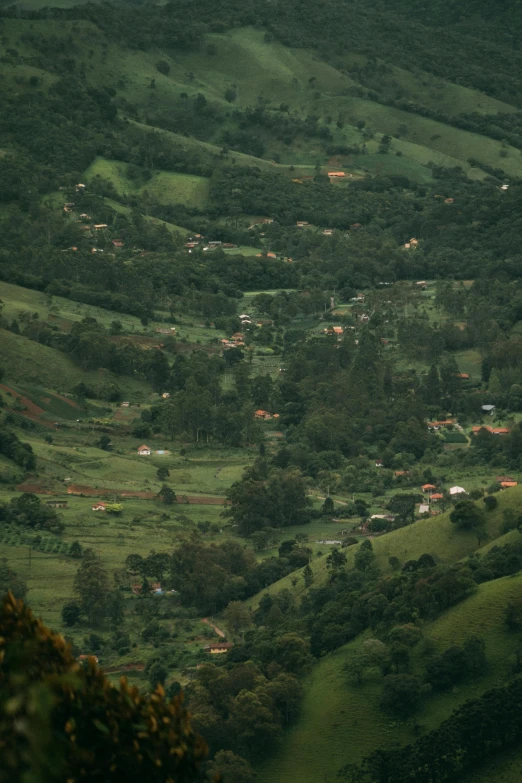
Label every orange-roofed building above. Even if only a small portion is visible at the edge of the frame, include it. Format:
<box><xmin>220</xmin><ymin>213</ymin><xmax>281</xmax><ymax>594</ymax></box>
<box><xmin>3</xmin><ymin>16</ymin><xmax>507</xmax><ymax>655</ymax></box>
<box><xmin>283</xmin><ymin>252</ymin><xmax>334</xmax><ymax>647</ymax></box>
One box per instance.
<box><xmin>328</xmin><ymin>171</ymin><xmax>345</xmax><ymax>178</ymax></box>
<box><xmin>254</xmin><ymin>410</ymin><xmax>272</xmax><ymax>420</ymax></box>
<box><xmin>422</xmin><ymin>484</ymin><xmax>436</xmax><ymax>491</ymax></box>
<box><xmin>501</xmin><ymin>481</ymin><xmax>518</xmax><ymax>488</ymax></box>
<box><xmin>457</xmin><ymin>373</ymin><xmax>470</xmax><ymax>379</ymax></box>
<box><xmin>430</xmin><ymin>493</ymin><xmax>444</xmax><ymax>501</ymax></box>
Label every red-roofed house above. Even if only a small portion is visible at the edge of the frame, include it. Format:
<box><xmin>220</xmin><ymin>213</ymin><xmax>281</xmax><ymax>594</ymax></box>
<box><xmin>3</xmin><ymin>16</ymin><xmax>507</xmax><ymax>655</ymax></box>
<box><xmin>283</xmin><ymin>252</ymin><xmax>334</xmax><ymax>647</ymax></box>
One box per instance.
<box><xmin>430</xmin><ymin>493</ymin><xmax>444</xmax><ymax>501</ymax></box>
<box><xmin>422</xmin><ymin>484</ymin><xmax>436</xmax><ymax>491</ymax></box>
<box><xmin>138</xmin><ymin>445</ymin><xmax>151</xmax><ymax>456</ymax></box>
<box><xmin>254</xmin><ymin>410</ymin><xmax>272</xmax><ymax>420</ymax></box>
<box><xmin>92</xmin><ymin>502</ymin><xmax>107</xmax><ymax>512</ymax></box>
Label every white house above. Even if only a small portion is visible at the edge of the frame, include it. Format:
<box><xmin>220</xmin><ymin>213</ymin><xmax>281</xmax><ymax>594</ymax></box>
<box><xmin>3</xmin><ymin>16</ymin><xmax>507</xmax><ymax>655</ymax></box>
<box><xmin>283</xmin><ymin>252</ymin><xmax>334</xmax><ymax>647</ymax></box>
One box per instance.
<box><xmin>419</xmin><ymin>504</ymin><xmax>430</xmax><ymax>514</ymax></box>
<box><xmin>481</xmin><ymin>405</ymin><xmax>496</xmax><ymax>414</ymax></box>
<box><xmin>449</xmin><ymin>486</ymin><xmax>467</xmax><ymax>496</ymax></box>
<box><xmin>137</xmin><ymin>445</ymin><xmax>151</xmax><ymax>456</ymax></box>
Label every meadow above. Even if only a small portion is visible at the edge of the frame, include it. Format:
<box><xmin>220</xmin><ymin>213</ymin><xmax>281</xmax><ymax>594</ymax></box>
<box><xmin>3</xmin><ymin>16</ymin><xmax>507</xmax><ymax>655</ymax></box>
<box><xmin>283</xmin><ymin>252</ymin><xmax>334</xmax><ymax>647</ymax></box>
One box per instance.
<box><xmin>258</xmin><ymin>572</ymin><xmax>522</xmax><ymax>783</ymax></box>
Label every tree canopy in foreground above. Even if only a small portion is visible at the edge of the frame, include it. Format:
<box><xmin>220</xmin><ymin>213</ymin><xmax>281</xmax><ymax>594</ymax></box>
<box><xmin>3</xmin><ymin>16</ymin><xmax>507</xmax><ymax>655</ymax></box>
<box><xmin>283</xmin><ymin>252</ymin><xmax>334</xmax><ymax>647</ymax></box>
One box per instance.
<box><xmin>0</xmin><ymin>592</ymin><xmax>206</xmax><ymax>783</ymax></box>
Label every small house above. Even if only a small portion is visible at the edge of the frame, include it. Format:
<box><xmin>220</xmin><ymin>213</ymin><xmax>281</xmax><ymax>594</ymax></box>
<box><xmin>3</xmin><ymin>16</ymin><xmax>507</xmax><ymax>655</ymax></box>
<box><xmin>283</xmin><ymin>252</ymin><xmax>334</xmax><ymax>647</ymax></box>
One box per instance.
<box><xmin>111</xmin><ymin>239</ymin><xmax>124</xmax><ymax>248</ymax></box>
<box><xmin>375</xmin><ymin>459</ymin><xmax>383</xmax><ymax>467</ymax></box>
<box><xmin>430</xmin><ymin>493</ymin><xmax>444</xmax><ymax>502</ymax></box>
<box><xmin>501</xmin><ymin>184</ymin><xmax>510</xmax><ymax>191</ymax></box>
<box><xmin>419</xmin><ymin>504</ymin><xmax>430</xmax><ymax>514</ymax></box>
<box><xmin>422</xmin><ymin>484</ymin><xmax>436</xmax><ymax>491</ymax></box>
<box><xmin>481</xmin><ymin>404</ymin><xmax>496</xmax><ymax>414</ymax></box>
<box><xmin>457</xmin><ymin>373</ymin><xmax>469</xmax><ymax>380</ymax></box>
<box><xmin>205</xmin><ymin>642</ymin><xmax>234</xmax><ymax>655</ymax></box>
<box><xmin>496</xmin><ymin>476</ymin><xmax>515</xmax><ymax>483</ymax></box>
<box><xmin>501</xmin><ymin>481</ymin><xmax>518</xmax><ymax>488</ymax></box>
<box><xmin>93</xmin><ymin>224</ymin><xmax>108</xmax><ymax>230</ymax></box>
<box><xmin>328</xmin><ymin>172</ymin><xmax>345</xmax><ymax>178</ymax></box>
<box><xmin>322</xmin><ymin>229</ymin><xmax>333</xmax><ymax>236</ymax></box>
<box><xmin>254</xmin><ymin>410</ymin><xmax>272</xmax><ymax>420</ymax></box>
<box><xmin>121</xmin><ymin>402</ymin><xmax>130</xmax><ymax>408</ymax></box>
<box><xmin>45</xmin><ymin>500</ymin><xmax>68</xmax><ymax>509</ymax></box>
<box><xmin>449</xmin><ymin>486</ymin><xmax>467</xmax><ymax>496</ymax></box>
<box><xmin>137</xmin><ymin>445</ymin><xmax>151</xmax><ymax>456</ymax></box>
<box><xmin>92</xmin><ymin>502</ymin><xmax>107</xmax><ymax>512</ymax></box>
<box><xmin>296</xmin><ymin>221</ymin><xmax>309</xmax><ymax>227</ymax></box>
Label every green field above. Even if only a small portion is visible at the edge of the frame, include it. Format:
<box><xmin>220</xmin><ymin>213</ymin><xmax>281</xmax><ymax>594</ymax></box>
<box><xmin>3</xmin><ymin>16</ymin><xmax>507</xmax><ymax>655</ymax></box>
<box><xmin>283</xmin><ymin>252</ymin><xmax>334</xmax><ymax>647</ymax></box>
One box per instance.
<box><xmin>258</xmin><ymin>572</ymin><xmax>522</xmax><ymax>783</ymax></box>
<box><xmin>85</xmin><ymin>157</ymin><xmax>210</xmax><ymax>209</ymax></box>
<box><xmin>247</xmin><ymin>486</ymin><xmax>521</xmax><ymax>608</ymax></box>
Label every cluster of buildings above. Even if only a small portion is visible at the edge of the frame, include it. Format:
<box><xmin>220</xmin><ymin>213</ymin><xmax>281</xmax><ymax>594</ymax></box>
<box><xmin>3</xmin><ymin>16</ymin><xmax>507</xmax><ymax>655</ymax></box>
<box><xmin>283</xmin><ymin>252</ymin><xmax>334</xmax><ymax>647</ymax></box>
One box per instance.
<box><xmin>184</xmin><ymin>236</ymin><xmax>238</xmax><ymax>252</ymax></box>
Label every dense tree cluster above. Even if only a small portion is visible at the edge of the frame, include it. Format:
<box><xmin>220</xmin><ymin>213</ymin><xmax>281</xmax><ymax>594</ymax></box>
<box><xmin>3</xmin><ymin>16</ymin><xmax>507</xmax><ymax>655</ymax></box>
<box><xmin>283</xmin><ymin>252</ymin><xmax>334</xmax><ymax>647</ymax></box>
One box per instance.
<box><xmin>0</xmin><ymin>492</ymin><xmax>63</xmax><ymax>534</ymax></box>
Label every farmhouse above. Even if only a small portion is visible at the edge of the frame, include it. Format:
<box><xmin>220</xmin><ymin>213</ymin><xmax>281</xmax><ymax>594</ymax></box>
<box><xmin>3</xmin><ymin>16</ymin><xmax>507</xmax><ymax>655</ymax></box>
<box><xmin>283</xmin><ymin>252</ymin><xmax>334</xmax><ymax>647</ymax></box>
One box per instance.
<box><xmin>472</xmin><ymin>426</ymin><xmax>510</xmax><ymax>436</ymax></box>
<box><xmin>205</xmin><ymin>642</ymin><xmax>234</xmax><ymax>655</ymax></box>
<box><xmin>255</xmin><ymin>410</ymin><xmax>272</xmax><ymax>420</ymax></box>
<box><xmin>137</xmin><ymin>445</ymin><xmax>151</xmax><ymax>455</ymax></box>
<box><xmin>131</xmin><ymin>582</ymin><xmax>162</xmax><ymax>595</ymax></box>
<box><xmin>45</xmin><ymin>500</ymin><xmax>68</xmax><ymax>509</ymax></box>
<box><xmin>430</xmin><ymin>493</ymin><xmax>444</xmax><ymax>502</ymax></box>
<box><xmin>92</xmin><ymin>502</ymin><xmax>107</xmax><ymax>512</ymax></box>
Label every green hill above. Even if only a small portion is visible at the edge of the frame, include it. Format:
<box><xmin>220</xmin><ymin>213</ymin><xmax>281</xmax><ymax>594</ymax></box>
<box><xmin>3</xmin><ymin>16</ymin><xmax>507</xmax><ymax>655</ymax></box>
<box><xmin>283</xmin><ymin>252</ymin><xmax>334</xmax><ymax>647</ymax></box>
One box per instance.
<box><xmin>258</xmin><ymin>572</ymin><xmax>522</xmax><ymax>783</ymax></box>
<box><xmin>0</xmin><ymin>329</ymin><xmax>140</xmax><ymax>394</ymax></box>
<box><xmin>248</xmin><ymin>488</ymin><xmax>522</xmax><ymax>609</ymax></box>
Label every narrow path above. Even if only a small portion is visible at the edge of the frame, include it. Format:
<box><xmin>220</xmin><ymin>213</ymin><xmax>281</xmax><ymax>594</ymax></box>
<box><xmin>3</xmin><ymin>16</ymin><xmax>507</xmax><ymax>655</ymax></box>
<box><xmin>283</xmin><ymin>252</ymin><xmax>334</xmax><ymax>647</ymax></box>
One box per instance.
<box><xmin>201</xmin><ymin>617</ymin><xmax>225</xmax><ymax>637</ymax></box>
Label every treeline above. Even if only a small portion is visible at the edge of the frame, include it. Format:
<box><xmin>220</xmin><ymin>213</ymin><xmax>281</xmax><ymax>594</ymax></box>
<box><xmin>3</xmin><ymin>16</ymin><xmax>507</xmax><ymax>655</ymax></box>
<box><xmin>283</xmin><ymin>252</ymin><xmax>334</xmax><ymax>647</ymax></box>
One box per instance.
<box><xmin>0</xmin><ymin>428</ymin><xmax>35</xmax><ymax>471</ymax></box>
<box><xmin>0</xmin><ymin>493</ymin><xmax>63</xmax><ymax>534</ymax></box>
<box><xmin>340</xmin><ymin>676</ymin><xmax>522</xmax><ymax>783</ymax></box>
<box><xmin>166</xmin><ymin>537</ymin><xmax>312</xmax><ymax>613</ymax></box>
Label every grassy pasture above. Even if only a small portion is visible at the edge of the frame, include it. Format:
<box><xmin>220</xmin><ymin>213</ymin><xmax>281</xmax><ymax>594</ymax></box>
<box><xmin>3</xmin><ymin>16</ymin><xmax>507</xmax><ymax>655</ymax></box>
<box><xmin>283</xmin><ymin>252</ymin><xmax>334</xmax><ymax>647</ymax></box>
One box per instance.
<box><xmin>0</xmin><ymin>328</ymin><xmax>150</xmax><ymax>396</ymax></box>
<box><xmin>247</xmin><ymin>486</ymin><xmax>521</xmax><ymax>609</ymax></box>
<box><xmin>257</xmin><ymin>572</ymin><xmax>522</xmax><ymax>783</ymax></box>
<box><xmin>84</xmin><ymin>157</ymin><xmax>210</xmax><ymax>209</ymax></box>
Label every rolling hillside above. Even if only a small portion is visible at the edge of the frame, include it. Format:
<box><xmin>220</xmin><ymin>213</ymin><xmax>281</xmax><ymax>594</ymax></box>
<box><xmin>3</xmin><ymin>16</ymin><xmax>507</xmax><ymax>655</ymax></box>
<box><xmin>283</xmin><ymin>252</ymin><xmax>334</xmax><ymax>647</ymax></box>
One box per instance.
<box><xmin>247</xmin><ymin>487</ymin><xmax>522</xmax><ymax>609</ymax></box>
<box><xmin>258</xmin><ymin>572</ymin><xmax>522</xmax><ymax>783</ymax></box>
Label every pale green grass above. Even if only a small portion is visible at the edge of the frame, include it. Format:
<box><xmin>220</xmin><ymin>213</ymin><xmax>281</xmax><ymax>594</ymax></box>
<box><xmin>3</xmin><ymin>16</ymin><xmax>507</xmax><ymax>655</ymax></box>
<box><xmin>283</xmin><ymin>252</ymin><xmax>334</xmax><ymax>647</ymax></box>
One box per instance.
<box><xmin>347</xmin><ymin>98</ymin><xmax>522</xmax><ymax>176</ymax></box>
<box><xmin>258</xmin><ymin>573</ymin><xmax>522</xmax><ymax>783</ymax></box>
<box><xmin>104</xmin><ymin>198</ymin><xmax>190</xmax><ymax>235</ymax></box>
<box><xmin>84</xmin><ymin>157</ymin><xmax>210</xmax><ymax>209</ymax></box>
<box><xmin>454</xmin><ymin>348</ymin><xmax>483</xmax><ymax>378</ymax></box>
<box><xmin>0</xmin><ymin>329</ymin><xmax>150</xmax><ymax>396</ymax></box>
<box><xmin>248</xmin><ymin>487</ymin><xmax>521</xmax><ymax>609</ymax></box>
